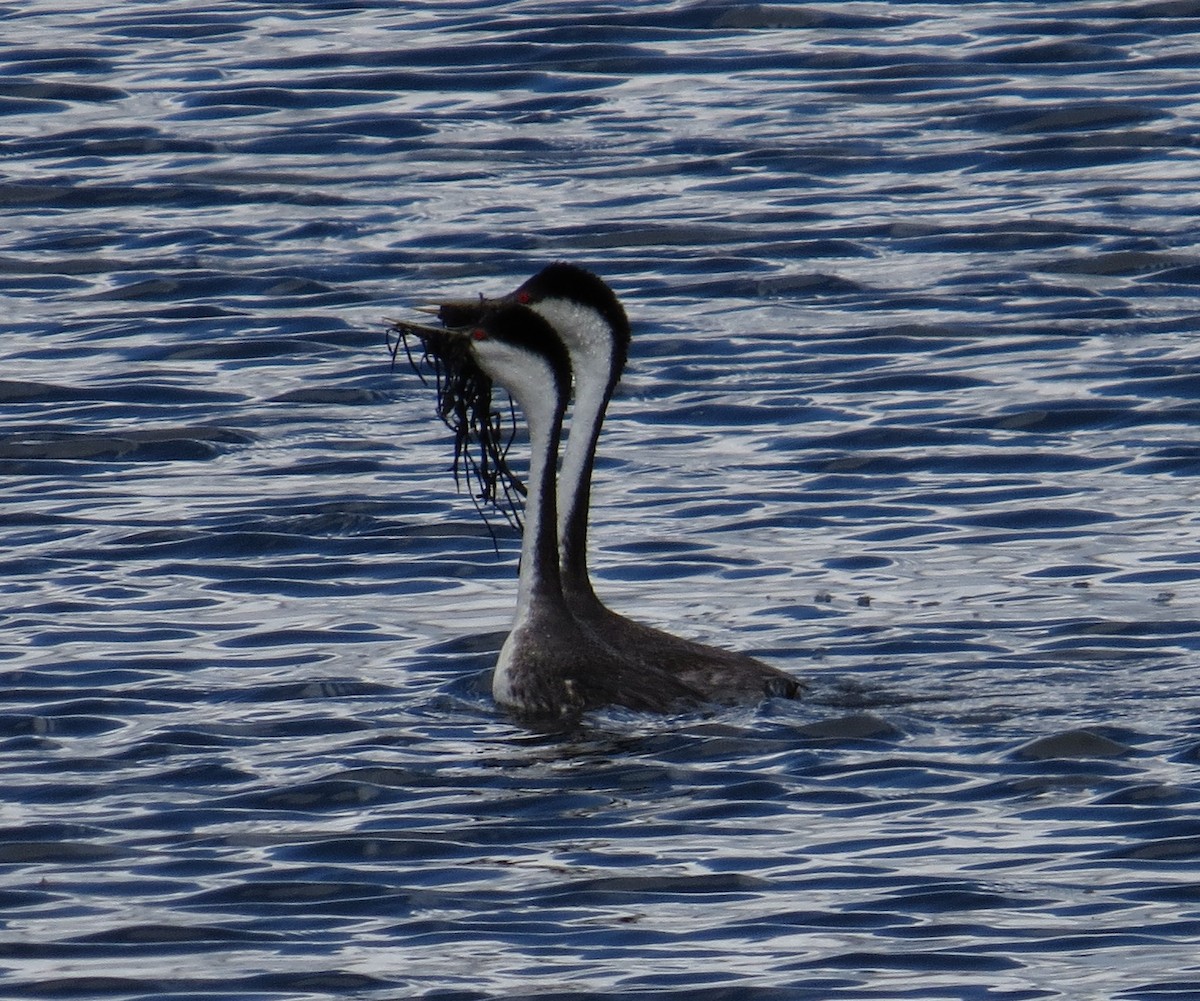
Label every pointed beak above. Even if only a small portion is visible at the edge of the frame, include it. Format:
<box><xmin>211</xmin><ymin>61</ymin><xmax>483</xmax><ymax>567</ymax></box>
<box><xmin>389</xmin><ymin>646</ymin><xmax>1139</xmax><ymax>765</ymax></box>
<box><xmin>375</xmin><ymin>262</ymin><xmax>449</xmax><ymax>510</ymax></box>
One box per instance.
<box><xmin>428</xmin><ymin>295</ymin><xmax>507</xmax><ymax>328</ymax></box>
<box><xmin>389</xmin><ymin>292</ymin><xmax>504</xmax><ymax>354</ymax></box>
<box><xmin>388</xmin><ymin>317</ymin><xmax>472</xmax><ymax>360</ymax></box>
<box><xmin>389</xmin><ymin>316</ymin><xmax>455</xmax><ymax>340</ymax></box>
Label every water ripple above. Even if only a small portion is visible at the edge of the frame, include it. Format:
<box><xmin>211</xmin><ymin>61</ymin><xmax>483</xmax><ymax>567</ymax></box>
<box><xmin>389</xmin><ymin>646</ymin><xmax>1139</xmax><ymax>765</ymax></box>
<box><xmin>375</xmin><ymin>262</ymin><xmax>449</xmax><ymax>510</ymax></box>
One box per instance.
<box><xmin>2</xmin><ymin>1</ymin><xmax>1200</xmax><ymax>999</ymax></box>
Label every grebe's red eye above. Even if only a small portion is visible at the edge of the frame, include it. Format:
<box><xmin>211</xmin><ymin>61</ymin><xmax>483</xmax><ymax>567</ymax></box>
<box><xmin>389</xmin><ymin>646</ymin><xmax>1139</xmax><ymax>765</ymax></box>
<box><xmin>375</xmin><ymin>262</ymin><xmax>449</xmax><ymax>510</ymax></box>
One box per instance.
<box><xmin>471</xmin><ymin>327</ymin><xmax>487</xmax><ymax>340</ymax></box>
<box><xmin>516</xmin><ymin>290</ymin><xmax>532</xmax><ymax>304</ymax></box>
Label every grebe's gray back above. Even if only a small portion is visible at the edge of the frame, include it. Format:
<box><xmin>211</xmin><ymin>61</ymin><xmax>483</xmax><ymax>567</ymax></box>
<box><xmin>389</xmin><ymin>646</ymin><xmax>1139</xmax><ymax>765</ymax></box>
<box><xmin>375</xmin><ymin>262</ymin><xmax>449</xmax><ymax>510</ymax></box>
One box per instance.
<box><xmin>438</xmin><ymin>265</ymin><xmax>801</xmax><ymax>704</ymax></box>
<box><xmin>405</xmin><ymin>304</ymin><xmax>702</xmax><ymax>719</ymax></box>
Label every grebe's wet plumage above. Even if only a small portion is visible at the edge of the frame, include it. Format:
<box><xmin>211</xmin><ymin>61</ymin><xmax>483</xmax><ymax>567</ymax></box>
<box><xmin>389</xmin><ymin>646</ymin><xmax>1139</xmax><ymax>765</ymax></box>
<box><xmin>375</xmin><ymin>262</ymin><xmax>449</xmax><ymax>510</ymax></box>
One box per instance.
<box><xmin>414</xmin><ymin>265</ymin><xmax>800</xmax><ymax>712</ymax></box>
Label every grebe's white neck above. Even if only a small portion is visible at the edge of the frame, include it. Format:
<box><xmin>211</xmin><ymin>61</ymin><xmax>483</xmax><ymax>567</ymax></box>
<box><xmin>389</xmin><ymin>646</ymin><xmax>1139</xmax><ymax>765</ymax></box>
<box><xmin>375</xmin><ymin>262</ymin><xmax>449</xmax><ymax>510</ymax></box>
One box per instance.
<box><xmin>528</xmin><ymin>298</ymin><xmax>618</xmax><ymax>590</ymax></box>
<box><xmin>464</xmin><ymin>329</ymin><xmax>571</xmax><ymax>709</ymax></box>
<box><xmin>503</xmin><ymin>350</ymin><xmax>565</xmax><ymax>622</ymax></box>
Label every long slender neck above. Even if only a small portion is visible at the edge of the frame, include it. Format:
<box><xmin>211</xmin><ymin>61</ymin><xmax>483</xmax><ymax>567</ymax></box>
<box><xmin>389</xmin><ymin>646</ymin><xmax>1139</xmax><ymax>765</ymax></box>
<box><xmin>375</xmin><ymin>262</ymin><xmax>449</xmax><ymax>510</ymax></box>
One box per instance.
<box><xmin>557</xmin><ymin>365</ymin><xmax>613</xmax><ymax>601</ymax></box>
<box><xmin>511</xmin><ymin>376</ymin><xmax>567</xmax><ymax>621</ymax></box>
<box><xmin>528</xmin><ymin>300</ymin><xmax>621</xmax><ymax>604</ymax></box>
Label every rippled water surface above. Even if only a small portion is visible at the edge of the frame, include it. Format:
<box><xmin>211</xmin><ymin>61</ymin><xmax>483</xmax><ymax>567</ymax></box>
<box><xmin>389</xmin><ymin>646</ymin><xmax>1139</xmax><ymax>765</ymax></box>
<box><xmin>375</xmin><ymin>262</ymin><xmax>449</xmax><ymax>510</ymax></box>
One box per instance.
<box><xmin>4</xmin><ymin>2</ymin><xmax>1200</xmax><ymax>998</ymax></box>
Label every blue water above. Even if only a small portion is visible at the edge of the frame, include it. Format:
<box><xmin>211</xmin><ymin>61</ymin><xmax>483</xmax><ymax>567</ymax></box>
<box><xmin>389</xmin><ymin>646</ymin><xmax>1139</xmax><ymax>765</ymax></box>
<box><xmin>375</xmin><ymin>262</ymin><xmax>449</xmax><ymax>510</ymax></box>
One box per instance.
<box><xmin>3</xmin><ymin>2</ymin><xmax>1200</xmax><ymax>998</ymax></box>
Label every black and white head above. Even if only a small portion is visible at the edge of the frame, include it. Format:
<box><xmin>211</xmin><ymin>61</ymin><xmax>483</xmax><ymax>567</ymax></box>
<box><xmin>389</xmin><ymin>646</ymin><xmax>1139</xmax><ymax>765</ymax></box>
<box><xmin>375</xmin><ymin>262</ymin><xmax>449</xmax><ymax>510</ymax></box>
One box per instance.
<box><xmin>500</xmin><ymin>264</ymin><xmax>631</xmax><ymax>389</ymax></box>
<box><xmin>392</xmin><ymin>265</ymin><xmax>629</xmax><ymax>525</ymax></box>
<box><xmin>457</xmin><ymin>303</ymin><xmax>573</xmax><ymax>418</ymax></box>
<box><xmin>438</xmin><ymin>264</ymin><xmax>629</xmax><ymax>388</ymax></box>
<box><xmin>398</xmin><ymin>303</ymin><xmax>571</xmax><ymax>428</ymax></box>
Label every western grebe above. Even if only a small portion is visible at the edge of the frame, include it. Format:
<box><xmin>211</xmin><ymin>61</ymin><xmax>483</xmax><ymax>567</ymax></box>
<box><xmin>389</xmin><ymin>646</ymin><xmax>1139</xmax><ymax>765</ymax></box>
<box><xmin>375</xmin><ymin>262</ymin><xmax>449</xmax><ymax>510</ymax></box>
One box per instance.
<box><xmin>406</xmin><ymin>304</ymin><xmax>704</xmax><ymax>719</ymax></box>
<box><xmin>410</xmin><ymin>264</ymin><xmax>800</xmax><ymax>707</ymax></box>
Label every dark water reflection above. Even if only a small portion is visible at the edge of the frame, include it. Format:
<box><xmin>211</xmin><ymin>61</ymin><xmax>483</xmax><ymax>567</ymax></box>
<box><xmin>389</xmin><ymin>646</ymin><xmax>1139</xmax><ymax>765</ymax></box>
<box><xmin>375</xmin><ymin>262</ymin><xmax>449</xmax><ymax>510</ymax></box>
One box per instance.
<box><xmin>3</xmin><ymin>1</ymin><xmax>1200</xmax><ymax>998</ymax></box>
